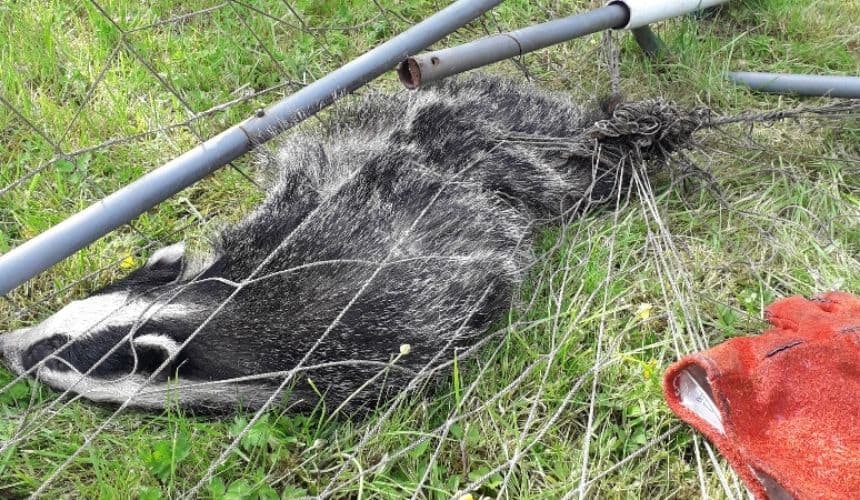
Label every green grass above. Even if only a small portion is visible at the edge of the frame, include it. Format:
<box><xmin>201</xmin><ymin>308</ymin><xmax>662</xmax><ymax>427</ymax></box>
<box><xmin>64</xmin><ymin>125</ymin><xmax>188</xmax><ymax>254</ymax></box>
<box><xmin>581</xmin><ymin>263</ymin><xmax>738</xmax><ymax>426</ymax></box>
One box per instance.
<box><xmin>1</xmin><ymin>0</ymin><xmax>859</xmax><ymax>498</ymax></box>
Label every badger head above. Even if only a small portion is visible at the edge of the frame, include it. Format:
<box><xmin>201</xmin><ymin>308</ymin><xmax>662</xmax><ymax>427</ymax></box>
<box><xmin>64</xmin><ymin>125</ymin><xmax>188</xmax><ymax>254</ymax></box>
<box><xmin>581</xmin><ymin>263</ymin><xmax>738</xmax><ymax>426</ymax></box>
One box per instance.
<box><xmin>0</xmin><ymin>242</ymin><xmax>224</xmax><ymax>409</ymax></box>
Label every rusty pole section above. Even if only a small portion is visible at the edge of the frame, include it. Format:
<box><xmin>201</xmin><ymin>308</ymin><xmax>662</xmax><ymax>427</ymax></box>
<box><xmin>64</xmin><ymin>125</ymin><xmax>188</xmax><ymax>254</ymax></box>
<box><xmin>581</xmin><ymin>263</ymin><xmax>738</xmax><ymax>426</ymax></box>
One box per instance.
<box><xmin>397</xmin><ymin>4</ymin><xmax>629</xmax><ymax>89</ymax></box>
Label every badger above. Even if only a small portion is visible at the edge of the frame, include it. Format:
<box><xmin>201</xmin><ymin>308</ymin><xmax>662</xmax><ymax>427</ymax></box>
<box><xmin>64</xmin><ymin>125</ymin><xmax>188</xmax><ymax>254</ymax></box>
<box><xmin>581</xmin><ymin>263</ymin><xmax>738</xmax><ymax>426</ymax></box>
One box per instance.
<box><xmin>0</xmin><ymin>75</ymin><xmax>697</xmax><ymax>413</ymax></box>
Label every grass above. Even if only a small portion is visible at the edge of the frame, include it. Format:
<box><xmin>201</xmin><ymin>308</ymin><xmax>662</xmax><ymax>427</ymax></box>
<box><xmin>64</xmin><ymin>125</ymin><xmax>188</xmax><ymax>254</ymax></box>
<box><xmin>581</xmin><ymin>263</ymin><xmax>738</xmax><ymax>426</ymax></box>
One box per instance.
<box><xmin>1</xmin><ymin>0</ymin><xmax>858</xmax><ymax>497</ymax></box>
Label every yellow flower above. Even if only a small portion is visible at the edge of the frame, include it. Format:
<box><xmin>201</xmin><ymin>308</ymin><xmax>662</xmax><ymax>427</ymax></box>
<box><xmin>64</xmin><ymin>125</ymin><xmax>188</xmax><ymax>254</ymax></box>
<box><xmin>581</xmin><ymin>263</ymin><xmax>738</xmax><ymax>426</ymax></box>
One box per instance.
<box><xmin>120</xmin><ymin>254</ymin><xmax>136</xmax><ymax>270</ymax></box>
<box><xmin>635</xmin><ymin>303</ymin><xmax>653</xmax><ymax>321</ymax></box>
<box><xmin>642</xmin><ymin>359</ymin><xmax>657</xmax><ymax>379</ymax></box>
<box><xmin>399</xmin><ymin>343</ymin><xmax>411</xmax><ymax>355</ymax></box>
<box><xmin>460</xmin><ymin>495</ymin><xmax>474</xmax><ymax>500</ymax></box>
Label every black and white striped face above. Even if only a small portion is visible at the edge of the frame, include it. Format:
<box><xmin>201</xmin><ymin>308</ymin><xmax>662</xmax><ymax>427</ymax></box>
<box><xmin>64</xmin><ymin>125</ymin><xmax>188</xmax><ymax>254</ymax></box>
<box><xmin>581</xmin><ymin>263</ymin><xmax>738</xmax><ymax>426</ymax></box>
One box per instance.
<box><xmin>0</xmin><ymin>243</ymin><xmax>205</xmax><ymax>408</ymax></box>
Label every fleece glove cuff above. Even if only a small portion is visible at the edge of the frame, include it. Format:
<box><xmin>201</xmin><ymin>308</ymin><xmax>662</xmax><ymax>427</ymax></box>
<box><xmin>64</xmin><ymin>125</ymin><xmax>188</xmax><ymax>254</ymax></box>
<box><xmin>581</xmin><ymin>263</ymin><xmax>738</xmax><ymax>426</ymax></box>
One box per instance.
<box><xmin>663</xmin><ymin>291</ymin><xmax>860</xmax><ymax>500</ymax></box>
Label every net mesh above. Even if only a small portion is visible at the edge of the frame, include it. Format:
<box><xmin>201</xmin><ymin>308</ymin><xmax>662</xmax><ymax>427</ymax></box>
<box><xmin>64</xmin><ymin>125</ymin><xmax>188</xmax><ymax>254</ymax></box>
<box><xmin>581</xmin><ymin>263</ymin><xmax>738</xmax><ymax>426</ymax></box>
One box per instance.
<box><xmin>2</xmin><ymin>1</ymin><xmax>859</xmax><ymax>498</ymax></box>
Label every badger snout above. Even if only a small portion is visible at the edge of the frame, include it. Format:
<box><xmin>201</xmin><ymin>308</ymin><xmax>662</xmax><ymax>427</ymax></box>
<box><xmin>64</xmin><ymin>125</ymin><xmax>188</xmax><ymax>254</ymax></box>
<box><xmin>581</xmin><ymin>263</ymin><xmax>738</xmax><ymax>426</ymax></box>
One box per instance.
<box><xmin>0</xmin><ymin>326</ymin><xmax>32</xmax><ymax>374</ymax></box>
<box><xmin>0</xmin><ymin>326</ymin><xmax>64</xmax><ymax>376</ymax></box>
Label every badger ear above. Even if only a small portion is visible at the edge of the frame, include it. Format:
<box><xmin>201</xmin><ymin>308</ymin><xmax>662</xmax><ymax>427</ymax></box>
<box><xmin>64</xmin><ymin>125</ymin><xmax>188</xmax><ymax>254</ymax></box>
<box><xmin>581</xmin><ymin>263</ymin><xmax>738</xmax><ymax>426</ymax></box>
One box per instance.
<box><xmin>146</xmin><ymin>242</ymin><xmax>185</xmax><ymax>273</ymax></box>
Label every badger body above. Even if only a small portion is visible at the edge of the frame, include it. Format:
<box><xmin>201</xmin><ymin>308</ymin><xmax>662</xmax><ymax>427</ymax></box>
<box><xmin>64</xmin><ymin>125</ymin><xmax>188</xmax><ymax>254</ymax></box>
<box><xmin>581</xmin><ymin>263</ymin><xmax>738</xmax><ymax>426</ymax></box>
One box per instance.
<box><xmin>0</xmin><ymin>76</ymin><xmax>658</xmax><ymax>413</ymax></box>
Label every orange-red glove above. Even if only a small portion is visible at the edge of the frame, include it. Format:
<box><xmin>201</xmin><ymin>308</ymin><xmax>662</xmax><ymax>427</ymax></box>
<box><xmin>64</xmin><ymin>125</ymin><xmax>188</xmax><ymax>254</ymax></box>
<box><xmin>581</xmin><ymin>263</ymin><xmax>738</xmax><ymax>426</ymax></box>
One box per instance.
<box><xmin>663</xmin><ymin>291</ymin><xmax>860</xmax><ymax>500</ymax></box>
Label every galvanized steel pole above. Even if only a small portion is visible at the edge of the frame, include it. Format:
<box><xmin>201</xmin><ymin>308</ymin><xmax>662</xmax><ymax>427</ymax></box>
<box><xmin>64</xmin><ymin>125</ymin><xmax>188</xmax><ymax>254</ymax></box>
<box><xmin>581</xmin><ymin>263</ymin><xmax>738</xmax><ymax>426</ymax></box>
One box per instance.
<box><xmin>0</xmin><ymin>0</ymin><xmax>502</xmax><ymax>296</ymax></box>
<box><xmin>727</xmin><ymin>71</ymin><xmax>860</xmax><ymax>98</ymax></box>
<box><xmin>610</xmin><ymin>0</ymin><xmax>729</xmax><ymax>29</ymax></box>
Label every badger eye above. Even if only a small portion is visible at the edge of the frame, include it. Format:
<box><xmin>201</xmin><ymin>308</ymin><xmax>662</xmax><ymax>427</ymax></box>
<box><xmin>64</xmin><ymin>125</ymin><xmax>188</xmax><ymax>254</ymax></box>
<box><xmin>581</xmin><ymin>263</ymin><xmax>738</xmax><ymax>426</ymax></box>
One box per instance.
<box><xmin>22</xmin><ymin>335</ymin><xmax>72</xmax><ymax>372</ymax></box>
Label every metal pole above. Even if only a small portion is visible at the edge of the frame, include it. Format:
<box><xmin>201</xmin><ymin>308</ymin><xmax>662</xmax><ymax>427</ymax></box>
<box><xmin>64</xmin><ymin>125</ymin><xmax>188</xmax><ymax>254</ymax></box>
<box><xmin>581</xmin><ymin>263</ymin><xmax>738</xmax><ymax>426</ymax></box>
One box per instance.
<box><xmin>726</xmin><ymin>71</ymin><xmax>860</xmax><ymax>98</ymax></box>
<box><xmin>0</xmin><ymin>0</ymin><xmax>502</xmax><ymax>297</ymax></box>
<box><xmin>631</xmin><ymin>26</ymin><xmax>666</xmax><ymax>58</ymax></box>
<box><xmin>397</xmin><ymin>5</ymin><xmax>629</xmax><ymax>89</ymax></box>
<box><xmin>609</xmin><ymin>0</ymin><xmax>730</xmax><ymax>29</ymax></box>
<box><xmin>397</xmin><ymin>0</ymin><xmax>735</xmax><ymax>89</ymax></box>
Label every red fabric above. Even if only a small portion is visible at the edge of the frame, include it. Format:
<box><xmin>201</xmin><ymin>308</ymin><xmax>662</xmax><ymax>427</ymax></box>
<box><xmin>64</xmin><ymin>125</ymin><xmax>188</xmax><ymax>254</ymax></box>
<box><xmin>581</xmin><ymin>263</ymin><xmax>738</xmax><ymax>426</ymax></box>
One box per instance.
<box><xmin>663</xmin><ymin>291</ymin><xmax>860</xmax><ymax>500</ymax></box>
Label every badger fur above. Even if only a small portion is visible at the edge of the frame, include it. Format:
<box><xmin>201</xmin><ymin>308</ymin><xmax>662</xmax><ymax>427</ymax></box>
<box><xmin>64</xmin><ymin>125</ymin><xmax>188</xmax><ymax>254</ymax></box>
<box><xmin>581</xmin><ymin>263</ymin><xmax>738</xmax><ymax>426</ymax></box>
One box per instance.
<box><xmin>0</xmin><ymin>75</ymin><xmax>696</xmax><ymax>413</ymax></box>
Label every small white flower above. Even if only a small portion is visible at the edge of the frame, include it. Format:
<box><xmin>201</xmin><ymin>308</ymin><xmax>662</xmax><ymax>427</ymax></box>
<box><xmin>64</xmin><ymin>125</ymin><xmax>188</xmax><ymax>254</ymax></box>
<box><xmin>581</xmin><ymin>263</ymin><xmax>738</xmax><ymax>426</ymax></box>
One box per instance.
<box><xmin>635</xmin><ymin>303</ymin><xmax>653</xmax><ymax>321</ymax></box>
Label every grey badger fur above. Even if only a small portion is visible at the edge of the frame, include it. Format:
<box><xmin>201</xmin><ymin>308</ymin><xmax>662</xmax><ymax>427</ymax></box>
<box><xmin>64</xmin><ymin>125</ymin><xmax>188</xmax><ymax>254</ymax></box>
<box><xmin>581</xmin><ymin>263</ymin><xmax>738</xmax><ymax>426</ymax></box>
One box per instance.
<box><xmin>0</xmin><ymin>75</ymin><xmax>698</xmax><ymax>413</ymax></box>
